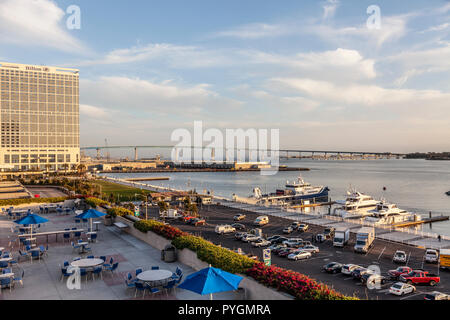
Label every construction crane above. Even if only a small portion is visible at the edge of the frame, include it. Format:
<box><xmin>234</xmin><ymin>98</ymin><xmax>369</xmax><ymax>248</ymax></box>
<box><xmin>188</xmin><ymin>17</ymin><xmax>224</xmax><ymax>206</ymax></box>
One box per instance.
<box><xmin>105</xmin><ymin>139</ymin><xmax>110</xmax><ymax>162</ymax></box>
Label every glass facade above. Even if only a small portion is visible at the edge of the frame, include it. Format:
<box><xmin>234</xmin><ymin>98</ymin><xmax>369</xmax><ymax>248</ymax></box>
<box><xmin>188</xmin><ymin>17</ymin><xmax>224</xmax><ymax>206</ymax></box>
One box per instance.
<box><xmin>0</xmin><ymin>62</ymin><xmax>80</xmax><ymax>171</ymax></box>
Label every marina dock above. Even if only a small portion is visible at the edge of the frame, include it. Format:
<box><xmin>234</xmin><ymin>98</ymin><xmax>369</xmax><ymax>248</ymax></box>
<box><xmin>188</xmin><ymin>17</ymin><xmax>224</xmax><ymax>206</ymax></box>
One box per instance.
<box><xmin>393</xmin><ymin>215</ymin><xmax>449</xmax><ymax>228</ymax></box>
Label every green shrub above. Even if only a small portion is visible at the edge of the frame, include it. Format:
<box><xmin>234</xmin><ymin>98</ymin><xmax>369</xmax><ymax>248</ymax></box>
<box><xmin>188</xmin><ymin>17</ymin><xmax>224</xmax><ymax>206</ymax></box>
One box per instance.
<box><xmin>172</xmin><ymin>235</ymin><xmax>256</xmax><ymax>274</ymax></box>
<box><xmin>107</xmin><ymin>207</ymin><xmax>133</xmax><ymax>217</ymax></box>
<box><xmin>85</xmin><ymin>197</ymin><xmax>110</xmax><ymax>208</ymax></box>
<box><xmin>0</xmin><ymin>197</ymin><xmax>69</xmax><ymax>207</ymax></box>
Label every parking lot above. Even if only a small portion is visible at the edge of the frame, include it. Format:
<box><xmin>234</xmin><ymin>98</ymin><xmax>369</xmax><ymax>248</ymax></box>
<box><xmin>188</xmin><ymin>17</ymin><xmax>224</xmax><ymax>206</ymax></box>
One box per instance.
<box><xmin>148</xmin><ymin>203</ymin><xmax>450</xmax><ymax>300</ymax></box>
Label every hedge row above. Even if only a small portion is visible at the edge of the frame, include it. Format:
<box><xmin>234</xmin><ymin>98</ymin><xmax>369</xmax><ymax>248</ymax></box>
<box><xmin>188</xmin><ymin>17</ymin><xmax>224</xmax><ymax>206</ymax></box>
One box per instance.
<box><xmin>134</xmin><ymin>220</ymin><xmax>188</xmax><ymax>240</ymax></box>
<box><xmin>171</xmin><ymin>235</ymin><xmax>257</xmax><ymax>274</ymax></box>
<box><xmin>245</xmin><ymin>263</ymin><xmax>358</xmax><ymax>300</ymax></box>
<box><xmin>84</xmin><ymin>197</ymin><xmax>110</xmax><ymax>209</ymax></box>
<box><xmin>106</xmin><ymin>207</ymin><xmax>133</xmax><ymax>217</ymax></box>
<box><xmin>0</xmin><ymin>196</ymin><xmax>69</xmax><ymax>207</ymax></box>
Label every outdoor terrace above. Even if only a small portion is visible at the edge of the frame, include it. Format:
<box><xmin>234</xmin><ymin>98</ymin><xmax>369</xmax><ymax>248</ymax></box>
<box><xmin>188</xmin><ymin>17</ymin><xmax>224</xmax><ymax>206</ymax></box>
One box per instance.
<box><xmin>0</xmin><ymin>203</ymin><xmax>242</xmax><ymax>300</ymax></box>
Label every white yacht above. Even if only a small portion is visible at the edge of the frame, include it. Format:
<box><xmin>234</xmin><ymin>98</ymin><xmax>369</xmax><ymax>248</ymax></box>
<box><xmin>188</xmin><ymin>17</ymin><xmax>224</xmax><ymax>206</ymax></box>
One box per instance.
<box><xmin>332</xmin><ymin>188</ymin><xmax>379</xmax><ymax>218</ymax></box>
<box><xmin>363</xmin><ymin>201</ymin><xmax>421</xmax><ymax>225</ymax></box>
<box><xmin>250</xmin><ymin>176</ymin><xmax>329</xmax><ymax>205</ymax></box>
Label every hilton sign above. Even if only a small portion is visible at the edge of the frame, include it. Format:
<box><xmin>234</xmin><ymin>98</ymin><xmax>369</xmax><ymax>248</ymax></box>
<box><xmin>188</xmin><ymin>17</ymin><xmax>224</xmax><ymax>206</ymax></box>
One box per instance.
<box><xmin>25</xmin><ymin>66</ymin><xmax>49</xmax><ymax>72</ymax></box>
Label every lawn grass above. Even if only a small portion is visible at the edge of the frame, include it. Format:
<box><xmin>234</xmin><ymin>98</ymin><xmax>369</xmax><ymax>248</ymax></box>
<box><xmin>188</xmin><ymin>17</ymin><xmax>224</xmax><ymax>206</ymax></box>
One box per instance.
<box><xmin>92</xmin><ymin>180</ymin><xmax>152</xmax><ymax>202</ymax></box>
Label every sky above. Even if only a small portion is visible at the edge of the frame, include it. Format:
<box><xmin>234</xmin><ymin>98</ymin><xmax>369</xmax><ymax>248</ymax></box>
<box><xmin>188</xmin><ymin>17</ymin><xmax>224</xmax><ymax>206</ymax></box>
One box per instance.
<box><xmin>0</xmin><ymin>0</ymin><xmax>450</xmax><ymax>154</ymax></box>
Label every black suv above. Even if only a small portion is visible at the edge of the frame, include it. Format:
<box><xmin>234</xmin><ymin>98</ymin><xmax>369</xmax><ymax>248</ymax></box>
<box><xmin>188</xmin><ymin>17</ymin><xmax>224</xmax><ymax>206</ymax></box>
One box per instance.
<box><xmin>323</xmin><ymin>262</ymin><xmax>343</xmax><ymax>274</ymax></box>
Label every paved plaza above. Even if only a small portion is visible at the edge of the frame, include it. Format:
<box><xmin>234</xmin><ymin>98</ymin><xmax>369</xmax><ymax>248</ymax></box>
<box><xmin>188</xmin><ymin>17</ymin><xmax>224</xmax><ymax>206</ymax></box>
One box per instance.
<box><xmin>0</xmin><ymin>206</ymin><xmax>242</xmax><ymax>300</ymax></box>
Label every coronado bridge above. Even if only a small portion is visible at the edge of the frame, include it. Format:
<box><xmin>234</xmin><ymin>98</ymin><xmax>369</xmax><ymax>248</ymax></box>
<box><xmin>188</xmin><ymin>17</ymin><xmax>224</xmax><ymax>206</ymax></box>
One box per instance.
<box><xmin>80</xmin><ymin>145</ymin><xmax>405</xmax><ymax>161</ymax></box>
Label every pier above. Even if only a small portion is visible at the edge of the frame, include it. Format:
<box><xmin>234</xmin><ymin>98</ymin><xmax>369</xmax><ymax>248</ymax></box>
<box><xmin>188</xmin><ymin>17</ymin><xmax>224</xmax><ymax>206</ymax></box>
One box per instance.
<box><xmin>393</xmin><ymin>215</ymin><xmax>449</xmax><ymax>228</ymax></box>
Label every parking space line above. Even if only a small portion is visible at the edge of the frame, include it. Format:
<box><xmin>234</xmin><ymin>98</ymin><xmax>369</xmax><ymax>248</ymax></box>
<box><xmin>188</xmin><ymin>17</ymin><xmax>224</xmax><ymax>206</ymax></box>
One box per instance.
<box><xmin>399</xmin><ymin>292</ymin><xmax>423</xmax><ymax>300</ymax></box>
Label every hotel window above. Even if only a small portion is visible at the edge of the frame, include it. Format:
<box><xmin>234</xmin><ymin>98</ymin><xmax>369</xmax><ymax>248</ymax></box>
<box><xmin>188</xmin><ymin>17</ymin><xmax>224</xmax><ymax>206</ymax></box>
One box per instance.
<box><xmin>11</xmin><ymin>155</ymin><xmax>19</xmax><ymax>163</ymax></box>
<box><xmin>57</xmin><ymin>154</ymin><xmax>64</xmax><ymax>162</ymax></box>
<box><xmin>4</xmin><ymin>155</ymin><xmax>10</xmax><ymax>163</ymax></box>
<box><xmin>66</xmin><ymin>154</ymin><xmax>71</xmax><ymax>162</ymax></box>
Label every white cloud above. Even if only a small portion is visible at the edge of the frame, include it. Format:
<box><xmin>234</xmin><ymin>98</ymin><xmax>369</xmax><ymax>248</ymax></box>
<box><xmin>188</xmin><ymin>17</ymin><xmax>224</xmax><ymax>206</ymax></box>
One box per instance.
<box><xmin>420</xmin><ymin>22</ymin><xmax>450</xmax><ymax>33</ymax></box>
<box><xmin>0</xmin><ymin>0</ymin><xmax>86</xmax><ymax>53</ymax></box>
<box><xmin>80</xmin><ymin>104</ymin><xmax>110</xmax><ymax>119</ymax></box>
<box><xmin>307</xmin><ymin>15</ymin><xmax>410</xmax><ymax>48</ymax></box>
<box><xmin>80</xmin><ymin>76</ymin><xmax>241</xmax><ymax>116</ymax></box>
<box><xmin>270</xmin><ymin>77</ymin><xmax>450</xmax><ymax>109</ymax></box>
<box><xmin>212</xmin><ymin>23</ymin><xmax>290</xmax><ymax>39</ymax></box>
<box><xmin>247</xmin><ymin>48</ymin><xmax>376</xmax><ymax>80</ymax></box>
<box><xmin>78</xmin><ymin>43</ymin><xmax>231</xmax><ymax>68</ymax></box>
<box><xmin>322</xmin><ymin>0</ymin><xmax>340</xmax><ymax>19</ymax></box>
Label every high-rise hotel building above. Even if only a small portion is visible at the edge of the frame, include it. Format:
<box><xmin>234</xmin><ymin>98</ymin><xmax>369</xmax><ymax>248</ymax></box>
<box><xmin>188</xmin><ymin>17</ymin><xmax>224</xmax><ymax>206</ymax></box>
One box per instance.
<box><xmin>0</xmin><ymin>62</ymin><xmax>80</xmax><ymax>172</ymax></box>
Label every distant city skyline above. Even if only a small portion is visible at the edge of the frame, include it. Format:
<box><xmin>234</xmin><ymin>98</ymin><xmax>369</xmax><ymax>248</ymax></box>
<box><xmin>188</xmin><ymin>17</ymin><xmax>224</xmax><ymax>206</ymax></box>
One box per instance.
<box><xmin>1</xmin><ymin>0</ymin><xmax>449</xmax><ymax>152</ymax></box>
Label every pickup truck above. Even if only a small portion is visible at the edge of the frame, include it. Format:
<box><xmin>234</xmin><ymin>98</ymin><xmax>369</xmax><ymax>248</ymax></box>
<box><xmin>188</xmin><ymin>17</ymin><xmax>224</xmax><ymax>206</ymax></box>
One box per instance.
<box><xmin>399</xmin><ymin>270</ymin><xmax>440</xmax><ymax>286</ymax></box>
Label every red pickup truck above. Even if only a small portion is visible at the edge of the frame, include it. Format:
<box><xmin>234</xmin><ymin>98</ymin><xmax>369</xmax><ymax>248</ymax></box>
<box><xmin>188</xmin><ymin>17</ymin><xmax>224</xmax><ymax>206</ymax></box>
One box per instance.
<box><xmin>388</xmin><ymin>266</ymin><xmax>412</xmax><ymax>279</ymax></box>
<box><xmin>399</xmin><ymin>270</ymin><xmax>440</xmax><ymax>286</ymax></box>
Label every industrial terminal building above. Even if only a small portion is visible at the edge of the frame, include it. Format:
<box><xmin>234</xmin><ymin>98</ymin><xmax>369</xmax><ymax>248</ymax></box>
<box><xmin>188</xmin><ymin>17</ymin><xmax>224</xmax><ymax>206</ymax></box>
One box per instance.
<box><xmin>0</xmin><ymin>62</ymin><xmax>80</xmax><ymax>174</ymax></box>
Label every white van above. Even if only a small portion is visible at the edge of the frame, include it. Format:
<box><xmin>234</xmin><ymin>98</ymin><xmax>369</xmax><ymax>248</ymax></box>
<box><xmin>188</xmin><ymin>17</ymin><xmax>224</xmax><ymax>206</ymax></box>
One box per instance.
<box><xmin>425</xmin><ymin>249</ymin><xmax>439</xmax><ymax>263</ymax></box>
<box><xmin>254</xmin><ymin>216</ymin><xmax>269</xmax><ymax>226</ymax></box>
<box><xmin>215</xmin><ymin>225</ymin><xmax>236</xmax><ymax>235</ymax></box>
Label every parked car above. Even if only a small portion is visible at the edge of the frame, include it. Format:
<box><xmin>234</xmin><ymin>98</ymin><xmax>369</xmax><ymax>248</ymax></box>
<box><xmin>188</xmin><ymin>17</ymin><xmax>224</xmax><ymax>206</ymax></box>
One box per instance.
<box><xmin>267</xmin><ymin>235</ymin><xmax>282</xmax><ymax>242</ymax></box>
<box><xmin>252</xmin><ymin>238</ymin><xmax>271</xmax><ymax>247</ymax></box>
<box><xmin>323</xmin><ymin>262</ymin><xmax>343</xmax><ymax>274</ymax></box>
<box><xmin>231</xmin><ymin>223</ymin><xmax>246</xmax><ymax>230</ymax></box>
<box><xmin>388</xmin><ymin>266</ymin><xmax>413</xmax><ymax>280</ymax></box>
<box><xmin>241</xmin><ymin>234</ymin><xmax>260</xmax><ymax>243</ymax></box>
<box><xmin>215</xmin><ymin>225</ymin><xmax>235</xmax><ymax>235</ymax></box>
<box><xmin>182</xmin><ymin>216</ymin><xmax>196</xmax><ymax>223</ymax></box>
<box><xmin>341</xmin><ymin>264</ymin><xmax>361</xmax><ymax>275</ymax></box>
<box><xmin>278</xmin><ymin>248</ymin><xmax>297</xmax><ymax>257</ymax></box>
<box><xmin>283</xmin><ymin>226</ymin><xmax>295</xmax><ymax>234</ymax></box>
<box><xmin>424</xmin><ymin>249</ymin><xmax>439</xmax><ymax>264</ymax></box>
<box><xmin>393</xmin><ymin>250</ymin><xmax>407</xmax><ymax>264</ymax></box>
<box><xmin>245</xmin><ymin>253</ymin><xmax>258</xmax><ymax>260</ymax></box>
<box><xmin>268</xmin><ymin>244</ymin><xmax>286</xmax><ymax>251</ymax></box>
<box><xmin>233</xmin><ymin>214</ymin><xmax>246</xmax><ymax>221</ymax></box>
<box><xmin>270</xmin><ymin>236</ymin><xmax>289</xmax><ymax>244</ymax></box>
<box><xmin>234</xmin><ymin>232</ymin><xmax>247</xmax><ymax>240</ymax></box>
<box><xmin>271</xmin><ymin>244</ymin><xmax>288</xmax><ymax>254</ymax></box>
<box><xmin>290</xmin><ymin>222</ymin><xmax>301</xmax><ymax>230</ymax></box>
<box><xmin>301</xmin><ymin>245</ymin><xmax>320</xmax><ymax>253</ymax></box>
<box><xmin>424</xmin><ymin>291</ymin><xmax>450</xmax><ymax>300</ymax></box>
<box><xmin>399</xmin><ymin>270</ymin><xmax>440</xmax><ymax>286</ymax></box>
<box><xmin>282</xmin><ymin>238</ymin><xmax>303</xmax><ymax>247</ymax></box>
<box><xmin>361</xmin><ymin>273</ymin><xmax>387</xmax><ymax>285</ymax></box>
<box><xmin>192</xmin><ymin>218</ymin><xmax>206</xmax><ymax>226</ymax></box>
<box><xmin>389</xmin><ymin>282</ymin><xmax>416</xmax><ymax>296</ymax></box>
<box><xmin>351</xmin><ymin>267</ymin><xmax>374</xmax><ymax>280</ymax></box>
<box><xmin>288</xmin><ymin>250</ymin><xmax>312</xmax><ymax>261</ymax></box>
<box><xmin>297</xmin><ymin>224</ymin><xmax>309</xmax><ymax>232</ymax></box>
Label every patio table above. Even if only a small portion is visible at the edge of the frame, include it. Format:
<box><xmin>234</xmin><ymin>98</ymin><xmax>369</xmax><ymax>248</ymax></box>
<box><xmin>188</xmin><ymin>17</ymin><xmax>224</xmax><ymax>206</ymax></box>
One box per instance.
<box><xmin>136</xmin><ymin>269</ymin><xmax>173</xmax><ymax>286</ymax></box>
<box><xmin>71</xmin><ymin>258</ymin><xmax>104</xmax><ymax>269</ymax></box>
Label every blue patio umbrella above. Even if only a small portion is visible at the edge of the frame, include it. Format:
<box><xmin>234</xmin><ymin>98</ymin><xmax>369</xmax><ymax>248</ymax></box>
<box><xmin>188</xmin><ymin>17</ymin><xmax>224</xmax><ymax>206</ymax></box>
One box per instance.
<box><xmin>76</xmin><ymin>209</ymin><xmax>106</xmax><ymax>231</ymax></box>
<box><xmin>178</xmin><ymin>266</ymin><xmax>243</xmax><ymax>300</ymax></box>
<box><xmin>14</xmin><ymin>213</ymin><xmax>49</xmax><ymax>241</ymax></box>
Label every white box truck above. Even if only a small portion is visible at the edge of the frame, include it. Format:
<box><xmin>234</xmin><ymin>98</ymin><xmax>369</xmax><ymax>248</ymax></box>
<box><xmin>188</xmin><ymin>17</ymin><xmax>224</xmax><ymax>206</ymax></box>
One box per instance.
<box><xmin>354</xmin><ymin>227</ymin><xmax>375</xmax><ymax>253</ymax></box>
<box><xmin>333</xmin><ymin>227</ymin><xmax>350</xmax><ymax>247</ymax></box>
<box><xmin>159</xmin><ymin>209</ymin><xmax>182</xmax><ymax>219</ymax></box>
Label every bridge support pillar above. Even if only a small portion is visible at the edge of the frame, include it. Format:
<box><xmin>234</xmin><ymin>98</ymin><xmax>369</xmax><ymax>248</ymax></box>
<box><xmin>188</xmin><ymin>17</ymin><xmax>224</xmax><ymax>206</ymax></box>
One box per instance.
<box><xmin>96</xmin><ymin>148</ymin><xmax>100</xmax><ymax>160</ymax></box>
<box><xmin>134</xmin><ymin>147</ymin><xmax>138</xmax><ymax>161</ymax></box>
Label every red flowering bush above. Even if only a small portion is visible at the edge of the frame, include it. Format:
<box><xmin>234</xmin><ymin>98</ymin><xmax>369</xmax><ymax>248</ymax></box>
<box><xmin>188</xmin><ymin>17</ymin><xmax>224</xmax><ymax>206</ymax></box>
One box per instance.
<box><xmin>245</xmin><ymin>263</ymin><xmax>358</xmax><ymax>300</ymax></box>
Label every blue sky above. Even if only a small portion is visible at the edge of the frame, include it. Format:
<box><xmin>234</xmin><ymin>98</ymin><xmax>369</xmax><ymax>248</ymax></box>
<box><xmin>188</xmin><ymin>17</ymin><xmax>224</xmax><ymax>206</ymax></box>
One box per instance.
<box><xmin>1</xmin><ymin>0</ymin><xmax>450</xmax><ymax>153</ymax></box>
